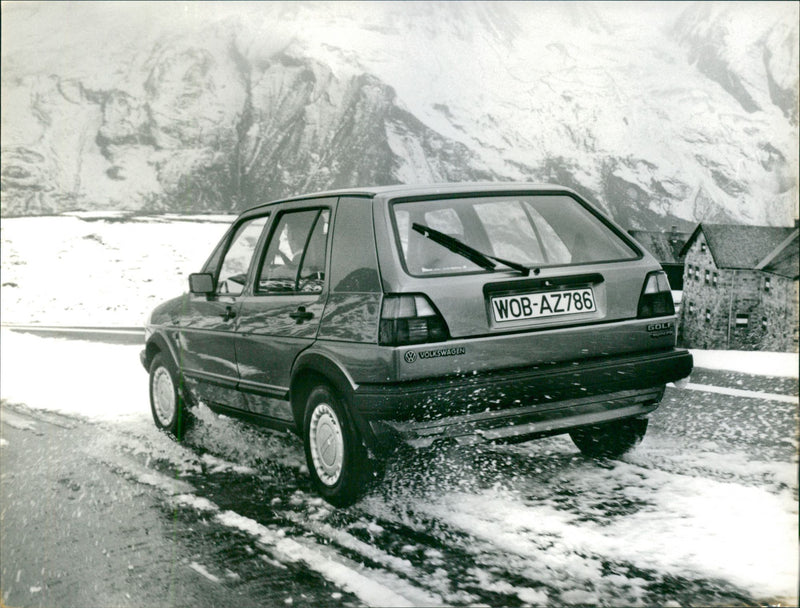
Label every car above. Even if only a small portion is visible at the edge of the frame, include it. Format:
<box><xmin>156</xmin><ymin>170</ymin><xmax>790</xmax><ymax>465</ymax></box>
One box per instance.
<box><xmin>141</xmin><ymin>183</ymin><xmax>693</xmax><ymax>506</ymax></box>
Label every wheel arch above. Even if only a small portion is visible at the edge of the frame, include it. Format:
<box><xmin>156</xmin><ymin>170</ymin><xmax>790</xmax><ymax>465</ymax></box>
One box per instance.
<box><xmin>142</xmin><ymin>334</ymin><xmax>169</xmax><ymax>370</ymax></box>
<box><xmin>290</xmin><ymin>352</ymin><xmax>357</xmax><ymax>435</ymax></box>
<box><xmin>143</xmin><ymin>332</ymin><xmax>173</xmax><ymax>370</ymax></box>
<box><xmin>143</xmin><ymin>331</ymin><xmax>186</xmax><ymax>380</ymax></box>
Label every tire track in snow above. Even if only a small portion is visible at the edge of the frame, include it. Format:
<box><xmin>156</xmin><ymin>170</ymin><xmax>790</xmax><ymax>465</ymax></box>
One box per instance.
<box><xmin>94</xmin><ymin>409</ymin><xmax>794</xmax><ymax>606</ymax></box>
<box><xmin>94</xmin><ymin>422</ymin><xmax>474</xmax><ymax>604</ymax></box>
<box><xmin>96</xmin><ymin>442</ymin><xmax>442</xmax><ymax>607</ymax></box>
<box><xmin>361</xmin><ymin>485</ymin><xmax>762</xmax><ymax>607</ymax></box>
<box><xmin>6</xmin><ymin>373</ymin><xmax>796</xmax><ymax>606</ymax></box>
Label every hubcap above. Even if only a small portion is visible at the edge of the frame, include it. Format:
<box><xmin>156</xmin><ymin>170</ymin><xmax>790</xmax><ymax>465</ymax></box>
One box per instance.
<box><xmin>308</xmin><ymin>403</ymin><xmax>344</xmax><ymax>486</ymax></box>
<box><xmin>152</xmin><ymin>367</ymin><xmax>176</xmax><ymax>427</ymax></box>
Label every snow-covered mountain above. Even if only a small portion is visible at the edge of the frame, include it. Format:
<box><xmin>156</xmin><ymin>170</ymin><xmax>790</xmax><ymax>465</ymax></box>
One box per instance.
<box><xmin>1</xmin><ymin>1</ymin><xmax>797</xmax><ymax>228</ymax></box>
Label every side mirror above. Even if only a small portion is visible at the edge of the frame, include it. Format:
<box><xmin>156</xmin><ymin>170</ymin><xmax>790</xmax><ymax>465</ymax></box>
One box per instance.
<box><xmin>189</xmin><ymin>273</ymin><xmax>215</xmax><ymax>296</ymax></box>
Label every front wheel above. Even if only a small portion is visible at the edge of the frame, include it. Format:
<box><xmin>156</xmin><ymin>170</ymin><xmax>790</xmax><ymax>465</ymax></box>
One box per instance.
<box><xmin>149</xmin><ymin>353</ymin><xmax>192</xmax><ymax>439</ymax></box>
<box><xmin>303</xmin><ymin>385</ymin><xmax>370</xmax><ymax>507</ymax></box>
<box><xmin>569</xmin><ymin>418</ymin><xmax>648</xmax><ymax>458</ymax></box>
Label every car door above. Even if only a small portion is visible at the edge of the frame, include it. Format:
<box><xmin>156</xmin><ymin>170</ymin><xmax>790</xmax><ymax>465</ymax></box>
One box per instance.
<box><xmin>235</xmin><ymin>200</ymin><xmax>333</xmax><ymax>422</ymax></box>
<box><xmin>178</xmin><ymin>213</ymin><xmax>270</xmax><ymax>410</ymax></box>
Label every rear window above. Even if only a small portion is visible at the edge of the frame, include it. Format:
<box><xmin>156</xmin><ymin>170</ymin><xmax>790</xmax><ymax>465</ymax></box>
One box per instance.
<box><xmin>391</xmin><ymin>194</ymin><xmax>638</xmax><ymax>276</ymax></box>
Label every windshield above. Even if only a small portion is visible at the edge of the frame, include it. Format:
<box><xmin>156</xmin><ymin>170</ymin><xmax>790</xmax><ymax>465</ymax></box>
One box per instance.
<box><xmin>391</xmin><ymin>194</ymin><xmax>639</xmax><ymax>276</ymax></box>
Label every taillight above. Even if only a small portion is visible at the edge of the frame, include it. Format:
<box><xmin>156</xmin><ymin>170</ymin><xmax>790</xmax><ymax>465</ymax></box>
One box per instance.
<box><xmin>637</xmin><ymin>271</ymin><xmax>674</xmax><ymax>318</ymax></box>
<box><xmin>379</xmin><ymin>294</ymin><xmax>449</xmax><ymax>346</ymax></box>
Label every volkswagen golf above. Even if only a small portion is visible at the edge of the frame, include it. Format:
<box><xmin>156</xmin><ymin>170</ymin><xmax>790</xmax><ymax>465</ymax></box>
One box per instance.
<box><xmin>141</xmin><ymin>184</ymin><xmax>693</xmax><ymax>505</ymax></box>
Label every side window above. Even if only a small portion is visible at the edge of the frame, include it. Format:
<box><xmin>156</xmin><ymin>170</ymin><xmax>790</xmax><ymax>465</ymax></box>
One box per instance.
<box><xmin>216</xmin><ymin>215</ymin><xmax>269</xmax><ymax>296</ymax></box>
<box><xmin>258</xmin><ymin>209</ymin><xmax>329</xmax><ymax>293</ymax></box>
<box><xmin>298</xmin><ymin>210</ymin><xmax>330</xmax><ymax>293</ymax></box>
<box><xmin>330</xmin><ymin>197</ymin><xmax>380</xmax><ymax>292</ymax></box>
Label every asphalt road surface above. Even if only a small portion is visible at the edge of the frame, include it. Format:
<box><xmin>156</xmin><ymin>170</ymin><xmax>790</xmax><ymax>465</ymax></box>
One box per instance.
<box><xmin>2</xmin><ymin>330</ymin><xmax>797</xmax><ymax>607</ymax></box>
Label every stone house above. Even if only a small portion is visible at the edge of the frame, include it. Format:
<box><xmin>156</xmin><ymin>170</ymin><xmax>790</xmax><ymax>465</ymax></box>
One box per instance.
<box><xmin>678</xmin><ymin>223</ymin><xmax>799</xmax><ymax>352</ymax></box>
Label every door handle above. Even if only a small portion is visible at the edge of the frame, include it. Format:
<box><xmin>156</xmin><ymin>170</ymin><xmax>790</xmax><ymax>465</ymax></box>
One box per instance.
<box><xmin>289</xmin><ymin>306</ymin><xmax>314</xmax><ymax>323</ymax></box>
<box><xmin>220</xmin><ymin>306</ymin><xmax>236</xmax><ymax>322</ymax></box>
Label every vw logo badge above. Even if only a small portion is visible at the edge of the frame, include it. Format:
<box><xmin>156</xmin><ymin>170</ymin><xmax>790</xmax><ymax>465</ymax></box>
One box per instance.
<box><xmin>404</xmin><ymin>351</ymin><xmax>417</xmax><ymax>364</ymax></box>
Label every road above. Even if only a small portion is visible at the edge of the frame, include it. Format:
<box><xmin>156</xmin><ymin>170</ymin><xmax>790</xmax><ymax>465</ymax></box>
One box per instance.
<box><xmin>1</xmin><ymin>330</ymin><xmax>798</xmax><ymax>607</ymax></box>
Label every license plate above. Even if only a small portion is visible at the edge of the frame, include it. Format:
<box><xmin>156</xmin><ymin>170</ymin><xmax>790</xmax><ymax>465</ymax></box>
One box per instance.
<box><xmin>491</xmin><ymin>288</ymin><xmax>596</xmax><ymax>322</ymax></box>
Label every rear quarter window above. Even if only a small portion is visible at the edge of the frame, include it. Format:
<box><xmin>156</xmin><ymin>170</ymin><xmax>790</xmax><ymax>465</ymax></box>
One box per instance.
<box><xmin>329</xmin><ymin>197</ymin><xmax>380</xmax><ymax>292</ymax></box>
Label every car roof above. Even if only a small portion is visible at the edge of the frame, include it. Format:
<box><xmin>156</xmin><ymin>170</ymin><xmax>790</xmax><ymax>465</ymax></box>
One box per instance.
<box><xmin>243</xmin><ymin>182</ymin><xmax>577</xmax><ymax>214</ymax></box>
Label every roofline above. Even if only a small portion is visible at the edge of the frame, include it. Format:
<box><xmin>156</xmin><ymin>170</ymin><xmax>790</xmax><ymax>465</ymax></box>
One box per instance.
<box><xmin>679</xmin><ymin>223</ymin><xmax>799</xmax><ymax>271</ymax></box>
<box><xmin>755</xmin><ymin>229</ymin><xmax>799</xmax><ymax>271</ymax></box>
<box><xmin>678</xmin><ymin>224</ymin><xmax>715</xmax><ymax>264</ymax></box>
<box><xmin>678</xmin><ymin>224</ymin><xmax>701</xmax><ymax>257</ymax></box>
<box><xmin>241</xmin><ymin>182</ymin><xmax>579</xmax><ymax>213</ymax></box>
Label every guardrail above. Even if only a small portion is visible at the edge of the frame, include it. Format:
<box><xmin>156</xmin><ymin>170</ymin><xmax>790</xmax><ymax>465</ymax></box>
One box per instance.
<box><xmin>1</xmin><ymin>324</ymin><xmax>144</xmax><ymax>345</ymax></box>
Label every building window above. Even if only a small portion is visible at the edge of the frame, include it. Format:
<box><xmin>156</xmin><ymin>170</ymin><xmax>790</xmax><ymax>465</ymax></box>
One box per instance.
<box><xmin>689</xmin><ymin>302</ymin><xmax>695</xmax><ymax>313</ymax></box>
<box><xmin>700</xmin><ymin>242</ymin><xmax>707</xmax><ymax>253</ymax></box>
<box><xmin>762</xmin><ymin>317</ymin><xmax>768</xmax><ymax>331</ymax></box>
<box><xmin>705</xmin><ymin>309</ymin><xmax>711</xmax><ymax>323</ymax></box>
<box><xmin>764</xmin><ymin>277</ymin><xmax>771</xmax><ymax>292</ymax></box>
<box><xmin>687</xmin><ymin>266</ymin><xmax>693</xmax><ymax>280</ymax></box>
<box><xmin>712</xmin><ymin>272</ymin><xmax>718</xmax><ymax>287</ymax></box>
<box><xmin>735</xmin><ymin>313</ymin><xmax>749</xmax><ymax>327</ymax></box>
<box><xmin>705</xmin><ymin>269</ymin><xmax>710</xmax><ymax>285</ymax></box>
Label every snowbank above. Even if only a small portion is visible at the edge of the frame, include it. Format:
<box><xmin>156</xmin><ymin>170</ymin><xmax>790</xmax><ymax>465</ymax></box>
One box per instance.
<box><xmin>691</xmin><ymin>349</ymin><xmax>798</xmax><ymax>378</ymax></box>
<box><xmin>0</xmin><ymin>328</ymin><xmax>147</xmax><ymax>423</ymax></box>
<box><xmin>1</xmin><ymin>215</ymin><xmax>232</xmax><ymax>326</ymax></box>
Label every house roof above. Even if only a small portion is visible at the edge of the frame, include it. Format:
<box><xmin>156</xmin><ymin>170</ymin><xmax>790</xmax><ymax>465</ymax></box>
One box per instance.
<box><xmin>680</xmin><ymin>223</ymin><xmax>797</xmax><ymax>271</ymax></box>
<box><xmin>628</xmin><ymin>230</ymin><xmax>690</xmax><ymax>264</ymax></box>
<box><xmin>756</xmin><ymin>230</ymin><xmax>799</xmax><ymax>279</ymax></box>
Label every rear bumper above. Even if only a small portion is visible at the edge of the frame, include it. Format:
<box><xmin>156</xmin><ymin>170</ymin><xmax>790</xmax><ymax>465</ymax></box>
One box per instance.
<box><xmin>374</xmin><ymin>387</ymin><xmax>663</xmax><ymax>448</ymax></box>
<box><xmin>352</xmin><ymin>348</ymin><xmax>692</xmax><ymax>448</ymax></box>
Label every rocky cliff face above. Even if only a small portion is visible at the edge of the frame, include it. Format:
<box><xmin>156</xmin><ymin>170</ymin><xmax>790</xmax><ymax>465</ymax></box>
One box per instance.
<box><xmin>1</xmin><ymin>2</ymin><xmax>797</xmax><ymax>228</ymax></box>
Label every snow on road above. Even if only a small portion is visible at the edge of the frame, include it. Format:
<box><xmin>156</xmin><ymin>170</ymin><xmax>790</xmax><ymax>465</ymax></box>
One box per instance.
<box><xmin>682</xmin><ymin>381</ymin><xmax>798</xmax><ymax>403</ymax></box>
<box><xmin>1</xmin><ymin>327</ymin><xmax>797</xmax><ymax>605</ymax></box>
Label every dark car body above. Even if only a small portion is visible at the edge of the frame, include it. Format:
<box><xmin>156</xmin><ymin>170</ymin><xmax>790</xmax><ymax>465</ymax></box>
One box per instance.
<box><xmin>142</xmin><ymin>183</ymin><xmax>692</xmax><ymax>504</ymax></box>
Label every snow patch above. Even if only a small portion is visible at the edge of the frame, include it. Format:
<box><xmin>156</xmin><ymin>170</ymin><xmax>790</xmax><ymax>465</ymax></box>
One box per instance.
<box><xmin>189</xmin><ymin>562</ymin><xmax>221</xmax><ymax>584</ymax></box>
<box><xmin>682</xmin><ymin>382</ymin><xmax>798</xmax><ymax>404</ymax></box>
<box><xmin>0</xmin><ymin>329</ymin><xmax>147</xmax><ymax>422</ymax></box>
<box><xmin>173</xmin><ymin>494</ymin><xmax>219</xmax><ymax>514</ymax></box>
<box><xmin>104</xmin><ymin>453</ymin><xmax>195</xmax><ymax>496</ymax></box>
<box><xmin>691</xmin><ymin>349</ymin><xmax>798</xmax><ymax>378</ymax></box>
<box><xmin>1</xmin><ymin>410</ymin><xmax>38</xmax><ymax>431</ymax></box>
<box><xmin>200</xmin><ymin>453</ymin><xmax>257</xmax><ymax>475</ymax></box>
<box><xmin>411</xmin><ymin>471</ymin><xmax>797</xmax><ymax>600</ymax></box>
<box><xmin>215</xmin><ymin>510</ymin><xmax>433</xmax><ymax>607</ymax></box>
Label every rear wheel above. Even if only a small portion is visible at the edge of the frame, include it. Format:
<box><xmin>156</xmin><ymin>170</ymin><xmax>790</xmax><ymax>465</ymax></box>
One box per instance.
<box><xmin>303</xmin><ymin>384</ymin><xmax>369</xmax><ymax>507</ymax></box>
<box><xmin>149</xmin><ymin>353</ymin><xmax>192</xmax><ymax>439</ymax></box>
<box><xmin>569</xmin><ymin>418</ymin><xmax>648</xmax><ymax>458</ymax></box>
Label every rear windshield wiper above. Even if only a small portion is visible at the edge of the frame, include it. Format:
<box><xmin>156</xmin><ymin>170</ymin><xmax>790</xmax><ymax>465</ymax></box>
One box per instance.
<box><xmin>412</xmin><ymin>222</ymin><xmax>530</xmax><ymax>276</ymax></box>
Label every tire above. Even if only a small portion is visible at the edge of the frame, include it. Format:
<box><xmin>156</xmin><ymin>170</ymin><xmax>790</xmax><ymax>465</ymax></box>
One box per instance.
<box><xmin>303</xmin><ymin>384</ymin><xmax>370</xmax><ymax>507</ymax></box>
<box><xmin>569</xmin><ymin>418</ymin><xmax>648</xmax><ymax>458</ymax></box>
<box><xmin>149</xmin><ymin>352</ymin><xmax>192</xmax><ymax>440</ymax></box>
